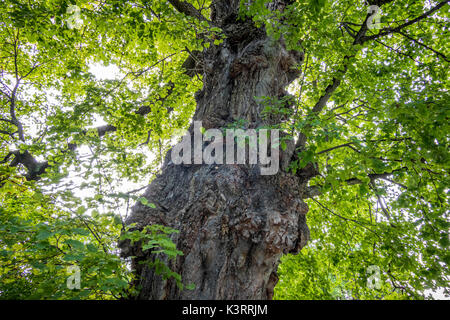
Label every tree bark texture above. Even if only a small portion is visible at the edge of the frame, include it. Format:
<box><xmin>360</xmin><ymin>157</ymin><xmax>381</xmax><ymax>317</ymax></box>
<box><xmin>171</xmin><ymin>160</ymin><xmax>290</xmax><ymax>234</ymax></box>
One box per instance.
<box><xmin>120</xmin><ymin>0</ymin><xmax>315</xmax><ymax>300</ymax></box>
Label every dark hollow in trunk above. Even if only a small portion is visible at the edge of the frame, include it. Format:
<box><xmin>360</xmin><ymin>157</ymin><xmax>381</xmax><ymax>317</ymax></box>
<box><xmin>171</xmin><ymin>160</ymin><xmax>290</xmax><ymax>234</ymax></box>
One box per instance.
<box><xmin>120</xmin><ymin>0</ymin><xmax>313</xmax><ymax>300</ymax></box>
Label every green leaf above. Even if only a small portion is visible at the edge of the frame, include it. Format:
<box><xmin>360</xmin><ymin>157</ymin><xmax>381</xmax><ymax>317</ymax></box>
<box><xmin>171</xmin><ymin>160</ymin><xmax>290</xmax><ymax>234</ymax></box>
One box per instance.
<box><xmin>36</xmin><ymin>230</ymin><xmax>53</xmax><ymax>240</ymax></box>
<box><xmin>65</xmin><ymin>239</ymin><xmax>85</xmax><ymax>250</ymax></box>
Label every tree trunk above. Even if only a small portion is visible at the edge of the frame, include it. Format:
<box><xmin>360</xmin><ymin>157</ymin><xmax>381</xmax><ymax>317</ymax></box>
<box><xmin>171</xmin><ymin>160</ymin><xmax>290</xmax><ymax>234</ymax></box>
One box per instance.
<box><xmin>119</xmin><ymin>0</ymin><xmax>314</xmax><ymax>300</ymax></box>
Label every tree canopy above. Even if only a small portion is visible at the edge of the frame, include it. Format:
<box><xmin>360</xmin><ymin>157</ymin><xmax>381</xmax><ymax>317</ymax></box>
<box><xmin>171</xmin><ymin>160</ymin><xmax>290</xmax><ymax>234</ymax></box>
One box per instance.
<box><xmin>0</xmin><ymin>0</ymin><xmax>449</xmax><ymax>299</ymax></box>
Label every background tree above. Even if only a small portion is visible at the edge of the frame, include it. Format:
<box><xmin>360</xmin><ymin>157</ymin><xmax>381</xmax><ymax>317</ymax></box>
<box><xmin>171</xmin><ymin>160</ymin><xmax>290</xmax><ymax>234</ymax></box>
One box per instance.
<box><xmin>0</xmin><ymin>0</ymin><xmax>448</xmax><ymax>299</ymax></box>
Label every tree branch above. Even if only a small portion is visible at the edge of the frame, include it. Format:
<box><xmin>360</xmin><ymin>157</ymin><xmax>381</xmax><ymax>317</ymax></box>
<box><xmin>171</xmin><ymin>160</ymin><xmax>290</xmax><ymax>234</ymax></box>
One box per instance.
<box><xmin>303</xmin><ymin>167</ymin><xmax>408</xmax><ymax>199</ymax></box>
<box><xmin>360</xmin><ymin>1</ymin><xmax>449</xmax><ymax>43</ymax></box>
<box><xmin>316</xmin><ymin>142</ymin><xmax>360</xmax><ymax>155</ymax></box>
<box><xmin>10</xmin><ymin>30</ymin><xmax>26</xmax><ymax>142</ymax></box>
<box><xmin>5</xmin><ymin>81</ymin><xmax>176</xmax><ymax>181</ymax></box>
<box><xmin>168</xmin><ymin>0</ymin><xmax>208</xmax><ymax>22</ymax></box>
<box><xmin>294</xmin><ymin>9</ymin><xmax>381</xmax><ymax>152</ymax></box>
<box><xmin>374</xmin><ymin>38</ymin><xmax>422</xmax><ymax>64</ymax></box>
<box><xmin>0</xmin><ymin>129</ymin><xmax>16</xmax><ymax>138</ymax></box>
<box><xmin>311</xmin><ymin>198</ymin><xmax>382</xmax><ymax>238</ymax></box>
<box><xmin>8</xmin><ymin>150</ymin><xmax>49</xmax><ymax>181</ymax></box>
<box><xmin>345</xmin><ymin>167</ymin><xmax>408</xmax><ymax>186</ymax></box>
<box><xmin>96</xmin><ymin>124</ymin><xmax>117</xmax><ymax>137</ymax></box>
<box><xmin>397</xmin><ymin>30</ymin><xmax>449</xmax><ymax>62</ymax></box>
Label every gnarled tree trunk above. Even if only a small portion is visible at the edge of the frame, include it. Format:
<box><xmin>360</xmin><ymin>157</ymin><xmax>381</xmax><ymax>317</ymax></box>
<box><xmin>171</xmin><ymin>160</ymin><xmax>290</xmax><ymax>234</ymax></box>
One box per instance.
<box><xmin>120</xmin><ymin>0</ymin><xmax>315</xmax><ymax>300</ymax></box>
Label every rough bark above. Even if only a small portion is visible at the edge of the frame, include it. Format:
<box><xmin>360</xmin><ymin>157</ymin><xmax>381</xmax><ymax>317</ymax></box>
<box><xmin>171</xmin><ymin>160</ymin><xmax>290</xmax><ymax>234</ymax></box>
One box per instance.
<box><xmin>119</xmin><ymin>0</ymin><xmax>314</xmax><ymax>300</ymax></box>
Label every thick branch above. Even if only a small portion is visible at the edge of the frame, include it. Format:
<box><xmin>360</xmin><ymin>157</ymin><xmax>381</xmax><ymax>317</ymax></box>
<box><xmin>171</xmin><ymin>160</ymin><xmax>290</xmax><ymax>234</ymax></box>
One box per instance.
<box><xmin>168</xmin><ymin>0</ymin><xmax>208</xmax><ymax>22</ymax></box>
<box><xmin>9</xmin><ymin>150</ymin><xmax>49</xmax><ymax>181</ymax></box>
<box><xmin>9</xmin><ymin>86</ymin><xmax>25</xmax><ymax>142</ymax></box>
<box><xmin>97</xmin><ymin>124</ymin><xmax>117</xmax><ymax>137</ymax></box>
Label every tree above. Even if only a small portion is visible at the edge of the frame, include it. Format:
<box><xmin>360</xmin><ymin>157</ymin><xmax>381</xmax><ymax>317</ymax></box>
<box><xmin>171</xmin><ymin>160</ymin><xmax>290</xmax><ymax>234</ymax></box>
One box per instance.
<box><xmin>0</xmin><ymin>0</ymin><xmax>448</xmax><ymax>300</ymax></box>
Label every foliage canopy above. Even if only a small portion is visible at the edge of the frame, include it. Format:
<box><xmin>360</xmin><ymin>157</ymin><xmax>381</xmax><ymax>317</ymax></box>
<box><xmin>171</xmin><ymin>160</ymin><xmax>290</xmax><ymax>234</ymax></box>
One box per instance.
<box><xmin>0</xmin><ymin>0</ymin><xmax>448</xmax><ymax>299</ymax></box>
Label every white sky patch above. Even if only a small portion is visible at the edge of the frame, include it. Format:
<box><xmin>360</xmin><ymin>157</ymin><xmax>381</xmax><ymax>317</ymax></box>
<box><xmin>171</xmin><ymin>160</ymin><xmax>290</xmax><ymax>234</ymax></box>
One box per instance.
<box><xmin>89</xmin><ymin>62</ymin><xmax>122</xmax><ymax>80</ymax></box>
<box><xmin>86</xmin><ymin>62</ymin><xmax>122</xmax><ymax>128</ymax></box>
